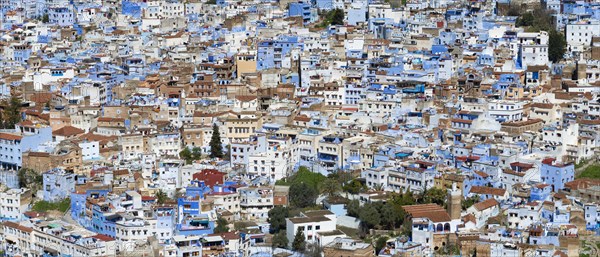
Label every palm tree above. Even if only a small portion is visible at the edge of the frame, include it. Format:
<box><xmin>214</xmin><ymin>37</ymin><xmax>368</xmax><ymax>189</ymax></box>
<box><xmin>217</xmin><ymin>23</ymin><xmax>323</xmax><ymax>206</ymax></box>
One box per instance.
<box><xmin>156</xmin><ymin>190</ymin><xmax>168</xmax><ymax>204</ymax></box>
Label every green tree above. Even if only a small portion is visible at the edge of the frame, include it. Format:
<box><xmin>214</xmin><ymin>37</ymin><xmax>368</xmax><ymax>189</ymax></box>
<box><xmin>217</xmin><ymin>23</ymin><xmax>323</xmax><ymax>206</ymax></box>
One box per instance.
<box><xmin>42</xmin><ymin>14</ymin><xmax>49</xmax><ymax>23</ymax></box>
<box><xmin>380</xmin><ymin>202</ymin><xmax>398</xmax><ymax>229</ymax></box>
<box><xmin>276</xmin><ymin>166</ymin><xmax>326</xmax><ymax>188</ymax></box>
<box><xmin>209</xmin><ymin>123</ymin><xmax>223</xmax><ymax>158</ymax></box>
<box><xmin>515</xmin><ymin>12</ymin><xmax>534</xmax><ymax>27</ymax></box>
<box><xmin>514</xmin><ymin>7</ymin><xmax>554</xmax><ymax>32</ymax></box>
<box><xmin>420</xmin><ymin>187</ymin><xmax>447</xmax><ymax>207</ymax></box>
<box><xmin>155</xmin><ymin>190</ymin><xmax>168</xmax><ymax>204</ymax></box>
<box><xmin>268</xmin><ymin>206</ymin><xmax>289</xmax><ymax>233</ymax></box>
<box><xmin>289</xmin><ymin>182</ymin><xmax>318</xmax><ymax>208</ymax></box>
<box><xmin>462</xmin><ymin>196</ymin><xmax>479</xmax><ymax>210</ymax></box>
<box><xmin>18</xmin><ymin>168</ymin><xmax>42</xmax><ymax>189</ymax></box>
<box><xmin>191</xmin><ymin>147</ymin><xmax>202</xmax><ymax>160</ymax></box>
<box><xmin>548</xmin><ymin>29</ymin><xmax>566</xmax><ymax>63</ymax></box>
<box><xmin>214</xmin><ymin>217</ymin><xmax>230</xmax><ymax>233</ymax></box>
<box><xmin>320</xmin><ymin>178</ymin><xmax>341</xmax><ymax>197</ymax></box>
<box><xmin>179</xmin><ymin>148</ymin><xmax>193</xmax><ymax>164</ymax></box>
<box><xmin>375</xmin><ymin>236</ymin><xmax>389</xmax><ymax>255</ymax></box>
<box><xmin>2</xmin><ymin>96</ymin><xmax>22</xmax><ymax>129</ymax></box>
<box><xmin>330</xmin><ymin>9</ymin><xmax>344</xmax><ymax>25</ymax></box>
<box><xmin>292</xmin><ymin>229</ymin><xmax>306</xmax><ymax>252</ymax></box>
<box><xmin>506</xmin><ymin>5</ymin><xmax>521</xmax><ymax>16</ymax></box>
<box><xmin>346</xmin><ymin>199</ymin><xmax>360</xmax><ymax>217</ymax></box>
<box><xmin>359</xmin><ymin>203</ymin><xmax>381</xmax><ymax>228</ymax></box>
<box><xmin>272</xmin><ymin>230</ymin><xmax>289</xmax><ymax>249</ymax></box>
<box><xmin>223</xmin><ymin>144</ymin><xmax>231</xmax><ymax>161</ymax></box>
<box><xmin>342</xmin><ymin>179</ymin><xmax>367</xmax><ymax>194</ymax></box>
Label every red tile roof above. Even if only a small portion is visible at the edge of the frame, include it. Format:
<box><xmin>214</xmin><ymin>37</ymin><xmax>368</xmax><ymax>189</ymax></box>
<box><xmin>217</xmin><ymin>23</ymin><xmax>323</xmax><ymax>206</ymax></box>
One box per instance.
<box><xmin>53</xmin><ymin>125</ymin><xmax>85</xmax><ymax>137</ymax></box>
<box><xmin>193</xmin><ymin>169</ymin><xmax>225</xmax><ymax>187</ymax></box>
<box><xmin>0</xmin><ymin>133</ymin><xmax>22</xmax><ymax>141</ymax></box>
<box><xmin>91</xmin><ymin>234</ymin><xmax>115</xmax><ymax>242</ymax></box>
<box><xmin>402</xmin><ymin>204</ymin><xmax>451</xmax><ymax>222</ymax></box>
<box><xmin>2</xmin><ymin>221</ymin><xmax>33</xmax><ymax>233</ymax></box>
<box><xmin>473</xmin><ymin>198</ymin><xmax>499</xmax><ymax>211</ymax></box>
<box><xmin>469</xmin><ymin>186</ymin><xmax>506</xmax><ymax>196</ymax></box>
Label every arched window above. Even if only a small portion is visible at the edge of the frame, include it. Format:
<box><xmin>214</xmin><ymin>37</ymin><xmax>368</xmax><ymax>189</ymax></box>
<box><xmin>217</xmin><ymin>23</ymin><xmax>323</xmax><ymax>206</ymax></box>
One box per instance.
<box><xmin>444</xmin><ymin>223</ymin><xmax>451</xmax><ymax>232</ymax></box>
<box><xmin>436</xmin><ymin>223</ymin><xmax>443</xmax><ymax>232</ymax></box>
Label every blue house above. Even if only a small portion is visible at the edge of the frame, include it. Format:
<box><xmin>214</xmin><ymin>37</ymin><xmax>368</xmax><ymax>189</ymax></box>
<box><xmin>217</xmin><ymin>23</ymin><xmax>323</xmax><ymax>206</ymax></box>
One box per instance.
<box><xmin>288</xmin><ymin>1</ymin><xmax>315</xmax><ymax>25</ymax></box>
<box><xmin>122</xmin><ymin>0</ymin><xmax>142</xmax><ymax>18</ymax></box>
<box><xmin>529</xmin><ymin>183</ymin><xmax>552</xmax><ymax>201</ymax></box>
<box><xmin>71</xmin><ymin>187</ymin><xmax>110</xmax><ymax>227</ymax></box>
<box><xmin>584</xmin><ymin>204</ymin><xmax>599</xmax><ymax>231</ymax></box>
<box><xmin>540</xmin><ymin>158</ymin><xmax>574</xmax><ymax>192</ymax></box>
<box><xmin>186</xmin><ymin>180</ymin><xmax>212</xmax><ymax>199</ymax></box>
<box><xmin>43</xmin><ymin>168</ymin><xmax>76</xmax><ymax>202</ymax></box>
<box><xmin>11</xmin><ymin>44</ymin><xmax>32</xmax><ymax>64</ymax></box>
<box><xmin>257</xmin><ymin>36</ymin><xmax>304</xmax><ymax>70</ymax></box>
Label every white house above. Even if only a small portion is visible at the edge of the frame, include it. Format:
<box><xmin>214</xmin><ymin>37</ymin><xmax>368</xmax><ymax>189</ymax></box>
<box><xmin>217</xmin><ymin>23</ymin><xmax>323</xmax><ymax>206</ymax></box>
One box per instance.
<box><xmin>0</xmin><ymin>188</ymin><xmax>31</xmax><ymax>221</ymax></box>
<box><xmin>566</xmin><ymin>22</ymin><xmax>600</xmax><ymax>52</ymax></box>
<box><xmin>466</xmin><ymin>198</ymin><xmax>500</xmax><ymax>228</ymax></box>
<box><xmin>286</xmin><ymin>210</ymin><xmax>339</xmax><ymax>248</ymax></box>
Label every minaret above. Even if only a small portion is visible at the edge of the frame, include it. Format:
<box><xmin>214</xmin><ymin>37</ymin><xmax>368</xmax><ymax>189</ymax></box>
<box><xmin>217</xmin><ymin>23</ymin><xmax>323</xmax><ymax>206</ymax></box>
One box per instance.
<box><xmin>447</xmin><ymin>182</ymin><xmax>462</xmax><ymax>220</ymax></box>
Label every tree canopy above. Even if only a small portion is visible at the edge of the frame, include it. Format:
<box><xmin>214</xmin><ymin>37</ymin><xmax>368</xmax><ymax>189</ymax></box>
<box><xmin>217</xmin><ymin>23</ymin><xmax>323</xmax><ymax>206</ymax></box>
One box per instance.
<box><xmin>317</xmin><ymin>8</ymin><xmax>344</xmax><ymax>27</ymax></box>
<box><xmin>292</xmin><ymin>230</ymin><xmax>306</xmax><ymax>252</ymax></box>
<box><xmin>342</xmin><ymin>179</ymin><xmax>367</xmax><ymax>194</ymax></box>
<box><xmin>289</xmin><ymin>182</ymin><xmax>318</xmax><ymax>208</ymax></box>
<box><xmin>155</xmin><ymin>190</ymin><xmax>169</xmax><ymax>204</ymax></box>
<box><xmin>179</xmin><ymin>147</ymin><xmax>202</xmax><ymax>164</ymax></box>
<box><xmin>268</xmin><ymin>206</ymin><xmax>289</xmax><ymax>233</ymax></box>
<box><xmin>1</xmin><ymin>96</ymin><xmax>22</xmax><ymax>129</ymax></box>
<box><xmin>272</xmin><ymin>231</ymin><xmax>288</xmax><ymax>249</ymax></box>
<box><xmin>214</xmin><ymin>217</ymin><xmax>230</xmax><ymax>233</ymax></box>
<box><xmin>320</xmin><ymin>177</ymin><xmax>341</xmax><ymax>197</ymax></box>
<box><xmin>346</xmin><ymin>191</ymin><xmax>416</xmax><ymax>232</ymax></box>
<box><xmin>209</xmin><ymin>123</ymin><xmax>223</xmax><ymax>158</ymax></box>
<box><xmin>548</xmin><ymin>29</ymin><xmax>566</xmax><ymax>63</ymax></box>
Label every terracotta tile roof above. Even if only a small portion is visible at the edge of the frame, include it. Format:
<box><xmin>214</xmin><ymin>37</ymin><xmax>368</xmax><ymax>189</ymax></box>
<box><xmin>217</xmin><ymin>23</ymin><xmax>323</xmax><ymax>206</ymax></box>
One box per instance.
<box><xmin>463</xmin><ymin>213</ymin><xmax>476</xmax><ymax>224</ymax></box>
<box><xmin>577</xmin><ymin>119</ymin><xmax>600</xmax><ymax>125</ymax></box>
<box><xmin>534</xmin><ymin>183</ymin><xmax>551</xmax><ymax>189</ymax></box>
<box><xmin>510</xmin><ymin>162</ymin><xmax>534</xmax><ymax>169</ymax></box>
<box><xmin>141</xmin><ymin>196</ymin><xmax>155</xmax><ymax>201</ymax></box>
<box><xmin>114</xmin><ymin>169</ymin><xmax>129</xmax><ymax>176</ymax></box>
<box><xmin>27</xmin><ymin>151</ymin><xmax>50</xmax><ymax>157</ymax></box>
<box><xmin>474</xmin><ymin>171</ymin><xmax>489</xmax><ymax>178</ymax></box>
<box><xmin>2</xmin><ymin>221</ymin><xmax>33</xmax><ymax>233</ymax></box>
<box><xmin>501</xmin><ymin>118</ymin><xmax>543</xmax><ymax>127</ymax></box>
<box><xmin>235</xmin><ymin>95</ymin><xmax>257</xmax><ymax>102</ymax></box>
<box><xmin>0</xmin><ymin>133</ymin><xmax>22</xmax><ymax>141</ymax></box>
<box><xmin>53</xmin><ymin>125</ymin><xmax>85</xmax><ymax>137</ymax></box>
<box><xmin>193</xmin><ymin>169</ymin><xmax>225</xmax><ymax>187</ymax></box>
<box><xmin>530</xmin><ymin>103</ymin><xmax>553</xmax><ymax>109</ymax></box>
<box><xmin>564</xmin><ymin>179</ymin><xmax>600</xmax><ymax>190</ymax></box>
<box><xmin>469</xmin><ymin>186</ymin><xmax>506</xmax><ymax>196</ymax></box>
<box><xmin>451</xmin><ymin>118</ymin><xmax>473</xmax><ymax>124</ymax></box>
<box><xmin>402</xmin><ymin>204</ymin><xmax>451</xmax><ymax>222</ymax></box>
<box><xmin>473</xmin><ymin>198</ymin><xmax>499</xmax><ymax>211</ymax></box>
<box><xmin>98</xmin><ymin>117</ymin><xmax>125</xmax><ymax>123</ymax></box>
<box><xmin>91</xmin><ymin>234</ymin><xmax>115</xmax><ymax>242</ymax></box>
<box><xmin>210</xmin><ymin>232</ymin><xmax>240</xmax><ymax>240</ymax></box>
<box><xmin>18</xmin><ymin>120</ymin><xmax>34</xmax><ymax>126</ymax></box>
<box><xmin>294</xmin><ymin>114</ymin><xmax>311</xmax><ymax>122</ymax></box>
